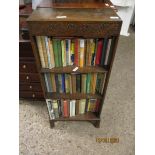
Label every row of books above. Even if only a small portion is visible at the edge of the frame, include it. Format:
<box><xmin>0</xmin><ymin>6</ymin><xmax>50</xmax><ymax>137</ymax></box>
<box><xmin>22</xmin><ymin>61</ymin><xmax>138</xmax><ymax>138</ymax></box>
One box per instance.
<box><xmin>36</xmin><ymin>36</ymin><xmax>115</xmax><ymax>68</ymax></box>
<box><xmin>44</xmin><ymin>73</ymin><xmax>106</xmax><ymax>94</ymax></box>
<box><xmin>46</xmin><ymin>98</ymin><xmax>100</xmax><ymax>119</ymax></box>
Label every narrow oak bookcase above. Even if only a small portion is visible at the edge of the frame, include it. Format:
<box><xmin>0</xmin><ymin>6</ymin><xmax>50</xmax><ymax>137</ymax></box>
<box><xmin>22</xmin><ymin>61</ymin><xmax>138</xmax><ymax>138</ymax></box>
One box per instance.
<box><xmin>27</xmin><ymin>6</ymin><xmax>122</xmax><ymax>128</ymax></box>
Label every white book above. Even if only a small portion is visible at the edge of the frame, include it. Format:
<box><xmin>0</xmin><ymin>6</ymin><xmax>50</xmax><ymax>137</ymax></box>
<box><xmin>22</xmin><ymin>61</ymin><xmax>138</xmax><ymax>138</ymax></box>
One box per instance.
<box><xmin>45</xmin><ymin>36</ymin><xmax>52</xmax><ymax>68</ymax></box>
<box><xmin>46</xmin><ymin>99</ymin><xmax>55</xmax><ymax>120</ymax></box>
<box><xmin>70</xmin><ymin>101</ymin><xmax>73</xmax><ymax>117</ymax></box>
<box><xmin>72</xmin><ymin>100</ymin><xmax>76</xmax><ymax>116</ymax></box>
<box><xmin>104</xmin><ymin>39</ymin><xmax>112</xmax><ymax>65</ymax></box>
<box><xmin>67</xmin><ymin>39</ymin><xmax>71</xmax><ymax>65</ymax></box>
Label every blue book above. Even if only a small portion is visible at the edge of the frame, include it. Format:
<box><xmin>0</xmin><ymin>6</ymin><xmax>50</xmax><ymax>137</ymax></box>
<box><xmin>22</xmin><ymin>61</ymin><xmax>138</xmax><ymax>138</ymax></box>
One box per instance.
<box><xmin>62</xmin><ymin>74</ymin><xmax>65</xmax><ymax>93</ymax></box>
<box><xmin>44</xmin><ymin>73</ymin><xmax>52</xmax><ymax>92</ymax></box>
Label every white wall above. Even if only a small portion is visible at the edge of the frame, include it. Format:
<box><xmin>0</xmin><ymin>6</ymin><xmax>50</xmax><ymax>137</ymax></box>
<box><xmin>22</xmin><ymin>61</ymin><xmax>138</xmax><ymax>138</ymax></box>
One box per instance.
<box><xmin>111</xmin><ymin>0</ymin><xmax>135</xmax><ymax>36</ymax></box>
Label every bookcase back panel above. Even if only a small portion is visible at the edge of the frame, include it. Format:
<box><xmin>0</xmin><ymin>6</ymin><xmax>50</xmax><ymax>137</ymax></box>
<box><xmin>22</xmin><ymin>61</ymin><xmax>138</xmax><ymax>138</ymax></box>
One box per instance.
<box><xmin>28</xmin><ymin>22</ymin><xmax>121</xmax><ymax>37</ymax></box>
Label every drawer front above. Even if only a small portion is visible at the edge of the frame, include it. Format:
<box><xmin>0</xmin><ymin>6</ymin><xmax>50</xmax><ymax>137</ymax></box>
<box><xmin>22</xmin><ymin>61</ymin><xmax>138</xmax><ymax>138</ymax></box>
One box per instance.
<box><xmin>28</xmin><ymin>21</ymin><xmax>121</xmax><ymax>37</ymax></box>
<box><xmin>19</xmin><ymin>91</ymin><xmax>44</xmax><ymax>99</ymax></box>
<box><xmin>19</xmin><ymin>61</ymin><xmax>38</xmax><ymax>73</ymax></box>
<box><xmin>19</xmin><ymin>83</ymin><xmax>42</xmax><ymax>91</ymax></box>
<box><xmin>19</xmin><ymin>73</ymin><xmax>40</xmax><ymax>82</ymax></box>
<box><xmin>19</xmin><ymin>41</ymin><xmax>34</xmax><ymax>58</ymax></box>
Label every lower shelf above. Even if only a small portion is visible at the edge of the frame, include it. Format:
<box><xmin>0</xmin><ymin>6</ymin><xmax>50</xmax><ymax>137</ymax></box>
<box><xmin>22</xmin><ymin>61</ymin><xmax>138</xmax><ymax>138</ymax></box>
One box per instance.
<box><xmin>51</xmin><ymin>112</ymin><xmax>100</xmax><ymax>121</ymax></box>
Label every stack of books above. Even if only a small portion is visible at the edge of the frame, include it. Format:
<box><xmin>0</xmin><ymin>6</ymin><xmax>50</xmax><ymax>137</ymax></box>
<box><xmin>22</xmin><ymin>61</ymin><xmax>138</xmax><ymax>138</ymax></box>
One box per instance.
<box><xmin>44</xmin><ymin>73</ymin><xmax>106</xmax><ymax>95</ymax></box>
<box><xmin>36</xmin><ymin>36</ymin><xmax>115</xmax><ymax>68</ymax></box>
<box><xmin>46</xmin><ymin>99</ymin><xmax>100</xmax><ymax>119</ymax></box>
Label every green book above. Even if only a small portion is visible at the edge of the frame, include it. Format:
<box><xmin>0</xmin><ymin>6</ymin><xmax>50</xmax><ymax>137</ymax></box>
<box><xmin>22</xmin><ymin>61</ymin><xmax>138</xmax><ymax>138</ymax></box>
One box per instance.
<box><xmin>81</xmin><ymin>74</ymin><xmax>87</xmax><ymax>93</ymax></box>
<box><xmin>101</xmin><ymin>38</ymin><xmax>108</xmax><ymax>66</ymax></box>
<box><xmin>57</xmin><ymin>40</ymin><xmax>62</xmax><ymax>67</ymax></box>
<box><xmin>58</xmin><ymin>74</ymin><xmax>62</xmax><ymax>93</ymax></box>
<box><xmin>86</xmin><ymin>73</ymin><xmax>91</xmax><ymax>93</ymax></box>
<box><xmin>65</xmin><ymin>74</ymin><xmax>70</xmax><ymax>93</ymax></box>
<box><xmin>52</xmin><ymin>39</ymin><xmax>59</xmax><ymax>67</ymax></box>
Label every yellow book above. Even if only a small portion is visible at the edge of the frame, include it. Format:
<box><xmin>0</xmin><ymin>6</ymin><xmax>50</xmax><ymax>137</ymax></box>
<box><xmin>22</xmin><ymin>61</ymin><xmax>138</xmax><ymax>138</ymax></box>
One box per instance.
<box><xmin>36</xmin><ymin>36</ymin><xmax>46</xmax><ymax>68</ymax></box>
<box><xmin>92</xmin><ymin>73</ymin><xmax>97</xmax><ymax>94</ymax></box>
<box><xmin>79</xmin><ymin>99</ymin><xmax>86</xmax><ymax>114</ymax></box>
<box><xmin>79</xmin><ymin>39</ymin><xmax>85</xmax><ymax>67</ymax></box>
<box><xmin>81</xmin><ymin>74</ymin><xmax>87</xmax><ymax>93</ymax></box>
<box><xmin>50</xmin><ymin>74</ymin><xmax>56</xmax><ymax>92</ymax></box>
<box><xmin>48</xmin><ymin>38</ymin><xmax>55</xmax><ymax>68</ymax></box>
<box><xmin>41</xmin><ymin>36</ymin><xmax>48</xmax><ymax>68</ymax></box>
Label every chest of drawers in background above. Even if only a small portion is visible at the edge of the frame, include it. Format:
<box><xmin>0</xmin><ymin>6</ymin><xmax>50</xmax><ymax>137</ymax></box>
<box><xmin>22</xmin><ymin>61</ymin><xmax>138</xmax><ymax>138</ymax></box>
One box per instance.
<box><xmin>19</xmin><ymin>4</ymin><xmax>44</xmax><ymax>100</ymax></box>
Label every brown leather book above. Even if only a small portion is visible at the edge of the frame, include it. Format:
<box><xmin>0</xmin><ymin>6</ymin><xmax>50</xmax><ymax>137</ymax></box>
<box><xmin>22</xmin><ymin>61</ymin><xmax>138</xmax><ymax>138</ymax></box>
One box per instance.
<box><xmin>63</xmin><ymin>100</ymin><xmax>69</xmax><ymax>117</ymax></box>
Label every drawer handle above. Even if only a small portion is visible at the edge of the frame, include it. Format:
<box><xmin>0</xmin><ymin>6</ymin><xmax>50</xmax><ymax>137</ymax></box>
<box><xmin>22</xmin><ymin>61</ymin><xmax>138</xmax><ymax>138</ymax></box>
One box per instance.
<box><xmin>29</xmin><ymin>85</ymin><xmax>32</xmax><ymax>89</ymax></box>
<box><xmin>32</xmin><ymin>94</ymin><xmax>35</xmax><ymax>98</ymax></box>
<box><xmin>22</xmin><ymin>65</ymin><xmax>26</xmax><ymax>69</ymax></box>
<box><xmin>26</xmin><ymin>76</ymin><xmax>29</xmax><ymax>80</ymax></box>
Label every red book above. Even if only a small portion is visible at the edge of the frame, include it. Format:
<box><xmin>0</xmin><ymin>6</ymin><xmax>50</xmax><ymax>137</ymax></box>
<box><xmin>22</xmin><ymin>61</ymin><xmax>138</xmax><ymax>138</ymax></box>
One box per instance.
<box><xmin>63</xmin><ymin>100</ymin><xmax>69</xmax><ymax>117</ymax></box>
<box><xmin>74</xmin><ymin>39</ymin><xmax>79</xmax><ymax>66</ymax></box>
<box><xmin>95</xmin><ymin>39</ymin><xmax>103</xmax><ymax>65</ymax></box>
<box><xmin>95</xmin><ymin>99</ymin><xmax>100</xmax><ymax>112</ymax></box>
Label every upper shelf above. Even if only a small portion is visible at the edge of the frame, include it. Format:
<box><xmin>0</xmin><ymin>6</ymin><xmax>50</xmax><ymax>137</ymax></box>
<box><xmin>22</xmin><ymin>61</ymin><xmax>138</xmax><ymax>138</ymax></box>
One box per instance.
<box><xmin>40</xmin><ymin>65</ymin><xmax>107</xmax><ymax>74</ymax></box>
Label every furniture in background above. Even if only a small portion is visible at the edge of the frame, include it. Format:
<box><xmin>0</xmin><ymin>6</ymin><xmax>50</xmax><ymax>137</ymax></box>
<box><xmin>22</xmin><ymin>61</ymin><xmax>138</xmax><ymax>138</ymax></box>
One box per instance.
<box><xmin>19</xmin><ymin>4</ymin><xmax>44</xmax><ymax>99</ymax></box>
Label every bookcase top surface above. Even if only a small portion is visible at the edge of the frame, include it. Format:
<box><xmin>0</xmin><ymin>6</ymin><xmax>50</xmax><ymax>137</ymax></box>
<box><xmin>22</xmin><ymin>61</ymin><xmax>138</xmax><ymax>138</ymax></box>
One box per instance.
<box><xmin>27</xmin><ymin>8</ymin><xmax>121</xmax><ymax>22</ymax></box>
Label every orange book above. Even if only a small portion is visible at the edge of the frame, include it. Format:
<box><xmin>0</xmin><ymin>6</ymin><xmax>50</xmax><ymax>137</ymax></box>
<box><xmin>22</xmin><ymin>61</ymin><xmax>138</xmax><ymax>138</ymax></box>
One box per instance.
<box><xmin>63</xmin><ymin>100</ymin><xmax>69</xmax><ymax>117</ymax></box>
<box><xmin>79</xmin><ymin>39</ymin><xmax>85</xmax><ymax>67</ymax></box>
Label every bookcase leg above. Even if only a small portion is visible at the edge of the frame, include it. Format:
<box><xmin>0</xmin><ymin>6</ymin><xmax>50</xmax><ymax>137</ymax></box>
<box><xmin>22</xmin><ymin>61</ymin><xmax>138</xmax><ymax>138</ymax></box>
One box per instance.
<box><xmin>93</xmin><ymin>120</ymin><xmax>100</xmax><ymax>128</ymax></box>
<box><xmin>50</xmin><ymin>120</ymin><xmax>55</xmax><ymax>128</ymax></box>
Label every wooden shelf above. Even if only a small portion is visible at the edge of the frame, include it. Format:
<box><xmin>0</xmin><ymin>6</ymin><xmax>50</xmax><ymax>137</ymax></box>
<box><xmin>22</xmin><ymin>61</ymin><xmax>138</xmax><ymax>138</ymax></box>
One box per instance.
<box><xmin>52</xmin><ymin>112</ymin><xmax>100</xmax><ymax>121</ymax></box>
<box><xmin>41</xmin><ymin>66</ymin><xmax>107</xmax><ymax>74</ymax></box>
<box><xmin>46</xmin><ymin>92</ymin><xmax>102</xmax><ymax>99</ymax></box>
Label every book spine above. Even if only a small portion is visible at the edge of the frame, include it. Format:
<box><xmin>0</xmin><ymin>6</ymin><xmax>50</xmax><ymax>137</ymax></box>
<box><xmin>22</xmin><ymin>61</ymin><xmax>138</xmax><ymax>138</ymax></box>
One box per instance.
<box><xmin>45</xmin><ymin>36</ymin><xmax>52</xmax><ymax>68</ymax></box>
<box><xmin>62</xmin><ymin>74</ymin><xmax>65</xmax><ymax>93</ymax></box>
<box><xmin>76</xmin><ymin>74</ymin><xmax>81</xmax><ymax>93</ymax></box>
<box><xmin>57</xmin><ymin>40</ymin><xmax>62</xmax><ymax>67</ymax></box>
<box><xmin>52</xmin><ymin>100</ymin><xmax>59</xmax><ymax>118</ymax></box>
<box><xmin>72</xmin><ymin>100</ymin><xmax>75</xmax><ymax>116</ymax></box>
<box><xmin>41</xmin><ymin>36</ymin><xmax>49</xmax><ymax>68</ymax></box>
<box><xmin>95</xmin><ymin>39</ymin><xmax>103</xmax><ymax>65</ymax></box>
<box><xmin>36</xmin><ymin>36</ymin><xmax>46</xmax><ymax>68</ymax></box>
<box><xmin>44</xmin><ymin>73</ymin><xmax>52</xmax><ymax>92</ymax></box>
<box><xmin>58</xmin><ymin>74</ymin><xmax>62</xmax><ymax>93</ymax></box>
<box><xmin>75</xmin><ymin>100</ymin><xmax>79</xmax><ymax>115</ymax></box>
<box><xmin>86</xmin><ymin>73</ymin><xmax>91</xmax><ymax>93</ymax></box>
<box><xmin>69</xmin><ymin>74</ymin><xmax>72</xmax><ymax>94</ymax></box>
<box><xmin>61</xmin><ymin>40</ymin><xmax>66</xmax><ymax>67</ymax></box>
<box><xmin>79</xmin><ymin>99</ymin><xmax>86</xmax><ymax>114</ymax></box>
<box><xmin>65</xmin><ymin>74</ymin><xmax>69</xmax><ymax>93</ymax></box>
<box><xmin>50</xmin><ymin>74</ymin><xmax>56</xmax><ymax>92</ymax></box>
<box><xmin>71</xmin><ymin>40</ymin><xmax>75</xmax><ymax>65</ymax></box>
<box><xmin>90</xmin><ymin>39</ymin><xmax>96</xmax><ymax>66</ymax></box>
<box><xmin>71</xmin><ymin>74</ymin><xmax>76</xmax><ymax>93</ymax></box>
<box><xmin>48</xmin><ymin>37</ymin><xmax>55</xmax><ymax>68</ymax></box>
<box><xmin>79</xmin><ymin>39</ymin><xmax>85</xmax><ymax>67</ymax></box>
<box><xmin>92</xmin><ymin>73</ymin><xmax>97</xmax><ymax>94</ymax></box>
<box><xmin>74</xmin><ymin>39</ymin><xmax>79</xmax><ymax>66</ymax></box>
<box><xmin>104</xmin><ymin>39</ymin><xmax>112</xmax><ymax>65</ymax></box>
<box><xmin>66</xmin><ymin>40</ymin><xmax>69</xmax><ymax>66</ymax></box>
<box><xmin>55</xmin><ymin>74</ymin><xmax>59</xmax><ymax>93</ymax></box>
<box><xmin>63</xmin><ymin>100</ymin><xmax>69</xmax><ymax>117</ymax></box>
<box><xmin>101</xmin><ymin>38</ymin><xmax>108</xmax><ymax>66</ymax></box>
<box><xmin>81</xmin><ymin>74</ymin><xmax>86</xmax><ymax>93</ymax></box>
<box><xmin>53</xmin><ymin>39</ymin><xmax>59</xmax><ymax>67</ymax></box>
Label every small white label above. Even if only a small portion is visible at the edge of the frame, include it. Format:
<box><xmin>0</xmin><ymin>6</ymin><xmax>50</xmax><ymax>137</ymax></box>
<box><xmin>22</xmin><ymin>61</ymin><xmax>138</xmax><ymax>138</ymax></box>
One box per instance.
<box><xmin>73</xmin><ymin>67</ymin><xmax>78</xmax><ymax>72</ymax></box>
<box><xmin>80</xmin><ymin>40</ymin><xmax>85</xmax><ymax>48</ymax></box>
<box><xmin>105</xmin><ymin>3</ymin><xmax>109</xmax><ymax>6</ymax></box>
<box><xmin>110</xmin><ymin>16</ymin><xmax>119</xmax><ymax>19</ymax></box>
<box><xmin>110</xmin><ymin>5</ymin><xmax>115</xmax><ymax>8</ymax></box>
<box><xmin>56</xmin><ymin>16</ymin><xmax>67</xmax><ymax>19</ymax></box>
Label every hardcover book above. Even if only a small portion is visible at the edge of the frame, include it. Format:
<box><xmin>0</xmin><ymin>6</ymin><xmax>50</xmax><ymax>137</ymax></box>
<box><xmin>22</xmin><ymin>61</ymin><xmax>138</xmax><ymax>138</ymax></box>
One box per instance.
<box><xmin>36</xmin><ymin>36</ymin><xmax>46</xmax><ymax>68</ymax></box>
